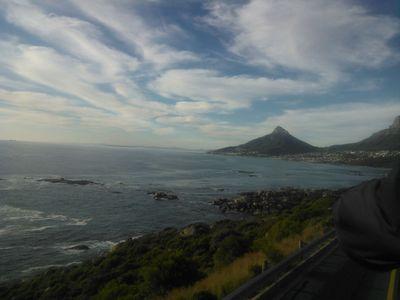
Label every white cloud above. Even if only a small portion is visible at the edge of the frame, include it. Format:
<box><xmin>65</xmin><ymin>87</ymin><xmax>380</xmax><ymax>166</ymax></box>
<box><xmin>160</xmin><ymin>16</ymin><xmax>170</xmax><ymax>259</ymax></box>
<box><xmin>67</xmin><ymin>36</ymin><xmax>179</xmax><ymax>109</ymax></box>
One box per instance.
<box><xmin>261</xmin><ymin>101</ymin><xmax>400</xmax><ymax>146</ymax></box>
<box><xmin>153</xmin><ymin>127</ymin><xmax>175</xmax><ymax>135</ymax></box>
<box><xmin>0</xmin><ymin>0</ymin><xmax>398</xmax><ymax>148</ymax></box>
<box><xmin>3</xmin><ymin>0</ymin><xmax>139</xmax><ymax>79</ymax></box>
<box><xmin>70</xmin><ymin>0</ymin><xmax>199</xmax><ymax>68</ymax></box>
<box><xmin>192</xmin><ymin>101</ymin><xmax>400</xmax><ymax>148</ymax></box>
<box><xmin>205</xmin><ymin>0</ymin><xmax>400</xmax><ymax>81</ymax></box>
<box><xmin>0</xmin><ymin>40</ymin><xmax>171</xmax><ymax>130</ymax></box>
<box><xmin>0</xmin><ymin>41</ymin><xmax>121</xmax><ymax>112</ymax></box>
<box><xmin>156</xmin><ymin>115</ymin><xmax>205</xmax><ymax>127</ymax></box>
<box><xmin>150</xmin><ymin>69</ymin><xmax>324</xmax><ymax>111</ymax></box>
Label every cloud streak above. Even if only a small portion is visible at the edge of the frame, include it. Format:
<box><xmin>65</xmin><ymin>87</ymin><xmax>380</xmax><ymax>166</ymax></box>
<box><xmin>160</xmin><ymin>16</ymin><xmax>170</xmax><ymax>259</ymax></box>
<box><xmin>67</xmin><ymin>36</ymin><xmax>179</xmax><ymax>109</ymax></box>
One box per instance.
<box><xmin>205</xmin><ymin>0</ymin><xmax>400</xmax><ymax>82</ymax></box>
<box><xmin>0</xmin><ymin>0</ymin><xmax>398</xmax><ymax>148</ymax></box>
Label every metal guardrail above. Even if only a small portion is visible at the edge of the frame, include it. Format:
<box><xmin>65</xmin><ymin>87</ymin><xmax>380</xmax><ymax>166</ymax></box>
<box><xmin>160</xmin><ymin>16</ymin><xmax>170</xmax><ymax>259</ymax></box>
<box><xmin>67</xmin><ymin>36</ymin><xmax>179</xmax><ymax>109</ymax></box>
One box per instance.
<box><xmin>223</xmin><ymin>230</ymin><xmax>337</xmax><ymax>300</ymax></box>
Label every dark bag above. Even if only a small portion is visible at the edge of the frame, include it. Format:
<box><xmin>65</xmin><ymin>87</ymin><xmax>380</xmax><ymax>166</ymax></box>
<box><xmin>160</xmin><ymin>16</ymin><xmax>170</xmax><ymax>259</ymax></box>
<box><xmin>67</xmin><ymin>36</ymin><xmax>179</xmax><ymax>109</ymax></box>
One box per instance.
<box><xmin>334</xmin><ymin>164</ymin><xmax>400</xmax><ymax>271</ymax></box>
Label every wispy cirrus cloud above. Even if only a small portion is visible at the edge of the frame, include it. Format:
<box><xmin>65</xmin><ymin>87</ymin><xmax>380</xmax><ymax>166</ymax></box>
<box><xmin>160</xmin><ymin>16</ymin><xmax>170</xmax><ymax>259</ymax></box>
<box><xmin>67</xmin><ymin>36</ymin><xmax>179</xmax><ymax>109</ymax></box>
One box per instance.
<box><xmin>150</xmin><ymin>69</ymin><xmax>325</xmax><ymax>111</ymax></box>
<box><xmin>204</xmin><ymin>0</ymin><xmax>400</xmax><ymax>82</ymax></box>
<box><xmin>193</xmin><ymin>101</ymin><xmax>400</xmax><ymax>148</ymax></box>
<box><xmin>0</xmin><ymin>0</ymin><xmax>398</xmax><ymax>148</ymax></box>
<box><xmin>70</xmin><ymin>0</ymin><xmax>199</xmax><ymax>68</ymax></box>
<box><xmin>3</xmin><ymin>1</ymin><xmax>139</xmax><ymax>79</ymax></box>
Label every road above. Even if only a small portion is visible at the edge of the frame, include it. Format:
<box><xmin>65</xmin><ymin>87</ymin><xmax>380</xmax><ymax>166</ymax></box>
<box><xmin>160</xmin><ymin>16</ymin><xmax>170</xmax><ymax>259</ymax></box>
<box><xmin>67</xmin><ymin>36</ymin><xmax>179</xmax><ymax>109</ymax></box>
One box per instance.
<box><xmin>275</xmin><ymin>246</ymin><xmax>393</xmax><ymax>300</ymax></box>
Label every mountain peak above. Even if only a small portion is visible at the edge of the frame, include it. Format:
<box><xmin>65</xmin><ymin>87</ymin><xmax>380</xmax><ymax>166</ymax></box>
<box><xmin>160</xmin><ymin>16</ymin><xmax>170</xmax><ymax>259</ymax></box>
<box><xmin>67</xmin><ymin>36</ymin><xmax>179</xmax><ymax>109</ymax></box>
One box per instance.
<box><xmin>272</xmin><ymin>126</ymin><xmax>289</xmax><ymax>135</ymax></box>
<box><xmin>390</xmin><ymin>116</ymin><xmax>400</xmax><ymax>129</ymax></box>
<box><xmin>211</xmin><ymin>125</ymin><xmax>318</xmax><ymax>156</ymax></box>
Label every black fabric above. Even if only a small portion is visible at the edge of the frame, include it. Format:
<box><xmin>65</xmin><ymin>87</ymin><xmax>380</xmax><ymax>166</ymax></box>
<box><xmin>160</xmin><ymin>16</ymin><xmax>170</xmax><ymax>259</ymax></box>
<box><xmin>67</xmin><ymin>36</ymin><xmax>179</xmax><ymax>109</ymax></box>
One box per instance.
<box><xmin>334</xmin><ymin>164</ymin><xmax>400</xmax><ymax>271</ymax></box>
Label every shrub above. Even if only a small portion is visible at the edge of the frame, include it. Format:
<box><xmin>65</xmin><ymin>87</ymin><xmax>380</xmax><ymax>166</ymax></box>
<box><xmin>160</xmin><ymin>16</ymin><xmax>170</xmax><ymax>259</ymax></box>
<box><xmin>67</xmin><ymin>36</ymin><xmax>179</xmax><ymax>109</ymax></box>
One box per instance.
<box><xmin>213</xmin><ymin>235</ymin><xmax>248</xmax><ymax>267</ymax></box>
<box><xmin>142</xmin><ymin>251</ymin><xmax>202</xmax><ymax>295</ymax></box>
<box><xmin>192</xmin><ymin>290</ymin><xmax>218</xmax><ymax>300</ymax></box>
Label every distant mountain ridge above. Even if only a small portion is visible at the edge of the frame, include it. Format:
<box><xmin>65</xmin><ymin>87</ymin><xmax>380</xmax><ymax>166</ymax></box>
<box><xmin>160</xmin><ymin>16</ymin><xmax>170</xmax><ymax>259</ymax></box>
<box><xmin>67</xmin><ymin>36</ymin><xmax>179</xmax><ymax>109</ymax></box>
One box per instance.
<box><xmin>210</xmin><ymin>115</ymin><xmax>400</xmax><ymax>156</ymax></box>
<box><xmin>210</xmin><ymin>126</ymin><xmax>320</xmax><ymax>156</ymax></box>
<box><xmin>329</xmin><ymin>116</ymin><xmax>400</xmax><ymax>151</ymax></box>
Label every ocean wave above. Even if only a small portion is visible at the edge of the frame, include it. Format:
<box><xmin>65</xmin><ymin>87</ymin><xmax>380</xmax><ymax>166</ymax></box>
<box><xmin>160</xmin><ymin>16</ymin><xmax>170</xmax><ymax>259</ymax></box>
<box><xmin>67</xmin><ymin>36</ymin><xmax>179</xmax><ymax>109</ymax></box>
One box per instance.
<box><xmin>66</xmin><ymin>218</ymin><xmax>92</xmax><ymax>226</ymax></box>
<box><xmin>0</xmin><ymin>246</ymin><xmax>14</xmax><ymax>250</ymax></box>
<box><xmin>0</xmin><ymin>205</ymin><xmax>92</xmax><ymax>232</ymax></box>
<box><xmin>22</xmin><ymin>261</ymin><xmax>81</xmax><ymax>274</ymax></box>
<box><xmin>24</xmin><ymin>225</ymin><xmax>56</xmax><ymax>232</ymax></box>
<box><xmin>56</xmin><ymin>240</ymin><xmax>117</xmax><ymax>254</ymax></box>
<box><xmin>0</xmin><ymin>225</ymin><xmax>18</xmax><ymax>236</ymax></box>
<box><xmin>0</xmin><ymin>205</ymin><xmax>44</xmax><ymax>221</ymax></box>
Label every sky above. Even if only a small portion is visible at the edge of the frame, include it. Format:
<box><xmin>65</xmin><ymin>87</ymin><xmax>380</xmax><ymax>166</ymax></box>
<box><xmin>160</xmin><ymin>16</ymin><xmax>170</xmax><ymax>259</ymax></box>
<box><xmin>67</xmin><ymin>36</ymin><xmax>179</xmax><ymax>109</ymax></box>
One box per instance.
<box><xmin>0</xmin><ymin>0</ymin><xmax>399</xmax><ymax>149</ymax></box>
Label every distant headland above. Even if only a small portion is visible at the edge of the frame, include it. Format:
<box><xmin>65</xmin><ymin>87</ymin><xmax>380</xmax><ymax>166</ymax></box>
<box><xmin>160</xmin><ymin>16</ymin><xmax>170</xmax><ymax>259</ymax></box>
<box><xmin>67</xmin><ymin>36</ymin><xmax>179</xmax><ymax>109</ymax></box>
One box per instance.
<box><xmin>209</xmin><ymin>116</ymin><xmax>400</xmax><ymax>167</ymax></box>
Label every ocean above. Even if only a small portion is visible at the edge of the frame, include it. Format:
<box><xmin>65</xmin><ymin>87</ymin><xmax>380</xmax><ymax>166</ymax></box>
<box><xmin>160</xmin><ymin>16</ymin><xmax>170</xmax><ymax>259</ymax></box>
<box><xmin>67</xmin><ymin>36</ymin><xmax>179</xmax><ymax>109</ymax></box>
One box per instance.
<box><xmin>0</xmin><ymin>141</ymin><xmax>387</xmax><ymax>282</ymax></box>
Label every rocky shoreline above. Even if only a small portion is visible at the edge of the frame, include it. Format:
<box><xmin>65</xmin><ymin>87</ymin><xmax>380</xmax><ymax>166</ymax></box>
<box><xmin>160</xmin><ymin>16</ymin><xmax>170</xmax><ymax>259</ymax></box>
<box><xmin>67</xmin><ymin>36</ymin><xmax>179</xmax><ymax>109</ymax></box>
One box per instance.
<box><xmin>213</xmin><ymin>187</ymin><xmax>346</xmax><ymax>215</ymax></box>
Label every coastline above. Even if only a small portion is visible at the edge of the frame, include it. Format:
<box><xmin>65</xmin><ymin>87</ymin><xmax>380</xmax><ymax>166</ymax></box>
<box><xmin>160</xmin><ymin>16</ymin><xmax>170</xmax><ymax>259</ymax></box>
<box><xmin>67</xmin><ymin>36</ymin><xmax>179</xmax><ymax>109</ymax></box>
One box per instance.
<box><xmin>208</xmin><ymin>150</ymin><xmax>400</xmax><ymax>168</ymax></box>
<box><xmin>0</xmin><ymin>185</ymin><xmax>344</xmax><ymax>299</ymax></box>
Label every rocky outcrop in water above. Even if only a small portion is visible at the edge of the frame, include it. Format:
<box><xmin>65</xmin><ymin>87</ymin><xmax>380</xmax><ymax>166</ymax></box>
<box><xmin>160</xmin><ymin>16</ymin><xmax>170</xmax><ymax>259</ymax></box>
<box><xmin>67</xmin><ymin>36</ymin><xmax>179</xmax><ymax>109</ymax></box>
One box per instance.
<box><xmin>68</xmin><ymin>245</ymin><xmax>90</xmax><ymax>251</ymax></box>
<box><xmin>38</xmin><ymin>178</ymin><xmax>100</xmax><ymax>186</ymax></box>
<box><xmin>147</xmin><ymin>191</ymin><xmax>179</xmax><ymax>200</ymax></box>
<box><xmin>213</xmin><ymin>187</ymin><xmax>345</xmax><ymax>215</ymax></box>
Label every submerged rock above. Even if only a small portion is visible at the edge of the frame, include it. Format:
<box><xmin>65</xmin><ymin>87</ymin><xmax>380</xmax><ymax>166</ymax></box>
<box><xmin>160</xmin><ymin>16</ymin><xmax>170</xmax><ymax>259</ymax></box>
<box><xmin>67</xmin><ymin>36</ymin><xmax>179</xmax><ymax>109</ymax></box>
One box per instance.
<box><xmin>68</xmin><ymin>245</ymin><xmax>90</xmax><ymax>251</ymax></box>
<box><xmin>147</xmin><ymin>191</ymin><xmax>179</xmax><ymax>200</ymax></box>
<box><xmin>38</xmin><ymin>177</ymin><xmax>99</xmax><ymax>186</ymax></box>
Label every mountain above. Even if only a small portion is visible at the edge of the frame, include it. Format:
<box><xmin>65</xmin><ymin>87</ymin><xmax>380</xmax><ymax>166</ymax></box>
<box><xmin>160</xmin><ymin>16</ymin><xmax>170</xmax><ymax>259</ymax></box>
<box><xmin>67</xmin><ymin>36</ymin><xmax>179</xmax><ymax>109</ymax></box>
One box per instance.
<box><xmin>330</xmin><ymin>115</ymin><xmax>400</xmax><ymax>151</ymax></box>
<box><xmin>210</xmin><ymin>126</ymin><xmax>320</xmax><ymax>156</ymax></box>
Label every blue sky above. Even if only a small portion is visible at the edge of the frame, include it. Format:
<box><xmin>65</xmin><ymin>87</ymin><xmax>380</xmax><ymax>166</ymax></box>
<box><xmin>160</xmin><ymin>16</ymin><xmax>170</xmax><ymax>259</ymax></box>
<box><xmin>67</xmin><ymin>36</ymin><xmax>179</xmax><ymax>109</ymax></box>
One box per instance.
<box><xmin>0</xmin><ymin>0</ymin><xmax>399</xmax><ymax>149</ymax></box>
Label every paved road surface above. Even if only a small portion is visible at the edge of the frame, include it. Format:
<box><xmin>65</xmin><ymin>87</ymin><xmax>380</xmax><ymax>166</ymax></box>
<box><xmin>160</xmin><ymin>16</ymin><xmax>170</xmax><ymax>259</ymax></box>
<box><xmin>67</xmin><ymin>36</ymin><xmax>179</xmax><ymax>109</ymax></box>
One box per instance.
<box><xmin>278</xmin><ymin>246</ymin><xmax>392</xmax><ymax>300</ymax></box>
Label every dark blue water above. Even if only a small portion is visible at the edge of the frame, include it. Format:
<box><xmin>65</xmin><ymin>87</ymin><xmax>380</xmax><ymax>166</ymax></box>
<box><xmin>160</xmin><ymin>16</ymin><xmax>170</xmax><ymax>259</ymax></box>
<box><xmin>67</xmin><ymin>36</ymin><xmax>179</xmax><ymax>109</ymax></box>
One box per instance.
<box><xmin>0</xmin><ymin>141</ymin><xmax>387</xmax><ymax>282</ymax></box>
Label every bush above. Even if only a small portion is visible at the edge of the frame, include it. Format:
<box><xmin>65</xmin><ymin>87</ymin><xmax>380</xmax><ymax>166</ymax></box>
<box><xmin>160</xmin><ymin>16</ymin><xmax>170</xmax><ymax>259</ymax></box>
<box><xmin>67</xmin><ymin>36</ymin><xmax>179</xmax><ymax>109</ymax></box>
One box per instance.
<box><xmin>192</xmin><ymin>290</ymin><xmax>218</xmax><ymax>300</ymax></box>
<box><xmin>213</xmin><ymin>235</ymin><xmax>248</xmax><ymax>267</ymax></box>
<box><xmin>142</xmin><ymin>251</ymin><xmax>202</xmax><ymax>294</ymax></box>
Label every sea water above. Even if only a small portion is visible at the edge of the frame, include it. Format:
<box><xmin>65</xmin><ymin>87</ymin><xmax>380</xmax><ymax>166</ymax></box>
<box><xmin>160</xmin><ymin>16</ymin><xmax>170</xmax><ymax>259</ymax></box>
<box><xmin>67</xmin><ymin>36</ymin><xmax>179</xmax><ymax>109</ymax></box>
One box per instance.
<box><xmin>0</xmin><ymin>141</ymin><xmax>387</xmax><ymax>282</ymax></box>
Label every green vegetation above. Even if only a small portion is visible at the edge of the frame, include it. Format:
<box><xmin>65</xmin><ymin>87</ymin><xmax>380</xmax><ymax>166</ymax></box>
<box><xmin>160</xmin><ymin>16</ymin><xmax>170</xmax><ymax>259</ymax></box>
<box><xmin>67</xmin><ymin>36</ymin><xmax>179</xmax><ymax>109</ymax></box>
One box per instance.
<box><xmin>0</xmin><ymin>195</ymin><xmax>336</xmax><ymax>300</ymax></box>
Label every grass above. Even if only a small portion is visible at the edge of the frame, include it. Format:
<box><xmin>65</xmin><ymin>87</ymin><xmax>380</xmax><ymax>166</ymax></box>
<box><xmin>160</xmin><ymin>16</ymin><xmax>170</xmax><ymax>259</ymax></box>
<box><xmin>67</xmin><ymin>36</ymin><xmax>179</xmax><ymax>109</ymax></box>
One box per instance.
<box><xmin>164</xmin><ymin>252</ymin><xmax>266</xmax><ymax>300</ymax></box>
<box><xmin>165</xmin><ymin>223</ymin><xmax>325</xmax><ymax>300</ymax></box>
<box><xmin>274</xmin><ymin>224</ymin><xmax>324</xmax><ymax>257</ymax></box>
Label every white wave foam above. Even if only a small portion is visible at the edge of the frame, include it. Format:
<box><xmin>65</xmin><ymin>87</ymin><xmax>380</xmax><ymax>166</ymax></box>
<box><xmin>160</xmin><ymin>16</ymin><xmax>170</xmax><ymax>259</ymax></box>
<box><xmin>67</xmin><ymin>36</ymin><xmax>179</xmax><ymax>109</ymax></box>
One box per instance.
<box><xmin>45</xmin><ymin>214</ymin><xmax>68</xmax><ymax>222</ymax></box>
<box><xmin>25</xmin><ymin>225</ymin><xmax>56</xmax><ymax>232</ymax></box>
<box><xmin>56</xmin><ymin>240</ymin><xmax>117</xmax><ymax>254</ymax></box>
<box><xmin>0</xmin><ymin>246</ymin><xmax>14</xmax><ymax>250</ymax></box>
<box><xmin>0</xmin><ymin>205</ymin><xmax>44</xmax><ymax>221</ymax></box>
<box><xmin>0</xmin><ymin>205</ymin><xmax>91</xmax><ymax>227</ymax></box>
<box><xmin>67</xmin><ymin>218</ymin><xmax>92</xmax><ymax>226</ymax></box>
<box><xmin>0</xmin><ymin>225</ymin><xmax>18</xmax><ymax>236</ymax></box>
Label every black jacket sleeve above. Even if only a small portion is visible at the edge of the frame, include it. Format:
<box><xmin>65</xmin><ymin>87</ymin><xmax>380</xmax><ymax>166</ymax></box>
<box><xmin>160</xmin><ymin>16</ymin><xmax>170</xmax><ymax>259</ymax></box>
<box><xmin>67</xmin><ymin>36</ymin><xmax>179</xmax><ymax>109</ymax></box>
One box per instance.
<box><xmin>334</xmin><ymin>164</ymin><xmax>400</xmax><ymax>271</ymax></box>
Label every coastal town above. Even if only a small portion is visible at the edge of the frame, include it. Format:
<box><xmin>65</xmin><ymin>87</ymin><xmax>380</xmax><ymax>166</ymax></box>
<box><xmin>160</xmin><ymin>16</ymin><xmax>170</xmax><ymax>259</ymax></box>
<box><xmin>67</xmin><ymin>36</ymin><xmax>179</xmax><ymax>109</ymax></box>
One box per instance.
<box><xmin>276</xmin><ymin>150</ymin><xmax>400</xmax><ymax>167</ymax></box>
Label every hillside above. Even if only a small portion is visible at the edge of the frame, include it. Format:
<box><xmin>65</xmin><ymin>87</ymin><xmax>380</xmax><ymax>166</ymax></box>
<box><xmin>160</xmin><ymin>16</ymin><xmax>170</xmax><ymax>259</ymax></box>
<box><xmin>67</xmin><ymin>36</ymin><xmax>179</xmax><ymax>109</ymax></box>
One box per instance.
<box><xmin>210</xmin><ymin>126</ymin><xmax>320</xmax><ymax>156</ymax></box>
<box><xmin>329</xmin><ymin>116</ymin><xmax>400</xmax><ymax>151</ymax></box>
<box><xmin>0</xmin><ymin>191</ymin><xmax>337</xmax><ymax>300</ymax></box>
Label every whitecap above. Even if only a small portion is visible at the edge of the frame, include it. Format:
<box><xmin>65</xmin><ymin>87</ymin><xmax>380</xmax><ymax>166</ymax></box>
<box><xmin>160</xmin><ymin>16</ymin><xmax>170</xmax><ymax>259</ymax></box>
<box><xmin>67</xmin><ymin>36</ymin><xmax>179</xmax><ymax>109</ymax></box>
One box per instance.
<box><xmin>0</xmin><ymin>205</ymin><xmax>44</xmax><ymax>221</ymax></box>
<box><xmin>66</xmin><ymin>217</ymin><xmax>92</xmax><ymax>226</ymax></box>
<box><xmin>0</xmin><ymin>205</ymin><xmax>91</xmax><ymax>227</ymax></box>
<box><xmin>45</xmin><ymin>214</ymin><xmax>69</xmax><ymax>222</ymax></box>
<box><xmin>0</xmin><ymin>225</ymin><xmax>19</xmax><ymax>236</ymax></box>
<box><xmin>56</xmin><ymin>240</ymin><xmax>117</xmax><ymax>255</ymax></box>
<box><xmin>24</xmin><ymin>225</ymin><xmax>56</xmax><ymax>232</ymax></box>
<box><xmin>0</xmin><ymin>246</ymin><xmax>14</xmax><ymax>250</ymax></box>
